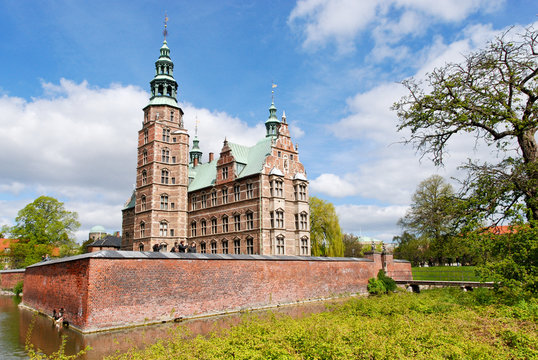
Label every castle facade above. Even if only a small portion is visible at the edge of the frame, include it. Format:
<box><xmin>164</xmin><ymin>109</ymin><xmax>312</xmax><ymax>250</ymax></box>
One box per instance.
<box><xmin>121</xmin><ymin>39</ymin><xmax>310</xmax><ymax>256</ymax></box>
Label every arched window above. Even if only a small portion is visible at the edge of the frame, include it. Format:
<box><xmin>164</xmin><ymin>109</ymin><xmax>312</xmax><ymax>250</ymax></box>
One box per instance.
<box><xmin>161</xmin><ymin>169</ymin><xmax>169</xmax><ymax>184</ymax></box>
<box><xmin>201</xmin><ymin>219</ymin><xmax>207</xmax><ymax>235</ymax></box>
<box><xmin>200</xmin><ymin>242</ymin><xmax>207</xmax><ymax>253</ymax></box>
<box><xmin>143</xmin><ymin>149</ymin><xmax>148</xmax><ymax>165</ymax></box>
<box><xmin>160</xmin><ymin>194</ymin><xmax>168</xmax><ymax>210</ymax></box>
<box><xmin>142</xmin><ymin>170</ymin><xmax>147</xmax><ymax>185</ymax></box>
<box><xmin>144</xmin><ymin>129</ymin><xmax>148</xmax><ymax>144</ymax></box>
<box><xmin>222</xmin><ymin>215</ymin><xmax>229</xmax><ymax>233</ymax></box>
<box><xmin>245</xmin><ymin>211</ymin><xmax>254</xmax><ymax>230</ymax></box>
<box><xmin>233</xmin><ymin>238</ymin><xmax>241</xmax><ymax>254</ymax></box>
<box><xmin>211</xmin><ymin>190</ymin><xmax>217</xmax><ymax>206</ymax></box>
<box><xmin>210</xmin><ymin>241</ymin><xmax>217</xmax><ymax>254</ymax></box>
<box><xmin>221</xmin><ymin>239</ymin><xmax>229</xmax><ymax>254</ymax></box>
<box><xmin>161</xmin><ymin>148</ymin><xmax>170</xmax><ymax>163</ymax></box>
<box><xmin>141</xmin><ymin>195</ymin><xmax>146</xmax><ymax>211</ymax></box>
<box><xmin>191</xmin><ymin>221</ymin><xmax>197</xmax><ymax>237</ymax></box>
<box><xmin>140</xmin><ymin>222</ymin><xmax>145</xmax><ymax>237</ymax></box>
<box><xmin>300</xmin><ymin>236</ymin><xmax>309</xmax><ymax>255</ymax></box>
<box><xmin>276</xmin><ymin>235</ymin><xmax>285</xmax><ymax>255</ymax></box>
<box><xmin>159</xmin><ymin>221</ymin><xmax>168</xmax><ymax>237</ymax></box>
<box><xmin>246</xmin><ymin>236</ymin><xmax>254</xmax><ymax>254</ymax></box>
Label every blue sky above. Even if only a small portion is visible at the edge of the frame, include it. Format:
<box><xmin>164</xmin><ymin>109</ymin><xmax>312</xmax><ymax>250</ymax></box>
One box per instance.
<box><xmin>0</xmin><ymin>0</ymin><xmax>536</xmax><ymax>243</ymax></box>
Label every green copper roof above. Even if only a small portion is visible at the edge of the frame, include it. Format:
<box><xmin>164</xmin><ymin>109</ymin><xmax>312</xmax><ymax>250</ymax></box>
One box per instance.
<box><xmin>188</xmin><ymin>137</ymin><xmax>272</xmax><ymax>192</ymax></box>
<box><xmin>147</xmin><ymin>96</ymin><xmax>178</xmax><ymax>107</ymax></box>
<box><xmin>90</xmin><ymin>225</ymin><xmax>106</xmax><ymax>233</ymax></box>
<box><xmin>148</xmin><ymin>40</ymin><xmax>178</xmax><ymax>106</ymax></box>
<box><xmin>123</xmin><ymin>191</ymin><xmax>136</xmax><ymax>210</ymax></box>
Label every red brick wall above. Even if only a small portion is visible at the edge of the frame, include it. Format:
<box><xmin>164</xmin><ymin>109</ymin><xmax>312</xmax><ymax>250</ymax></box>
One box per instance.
<box><xmin>22</xmin><ymin>259</ymin><xmax>90</xmax><ymax>329</ymax></box>
<box><xmin>0</xmin><ymin>269</ymin><xmax>25</xmax><ymax>290</ymax></box>
<box><xmin>22</xmin><ymin>253</ymin><xmax>412</xmax><ymax>333</ymax></box>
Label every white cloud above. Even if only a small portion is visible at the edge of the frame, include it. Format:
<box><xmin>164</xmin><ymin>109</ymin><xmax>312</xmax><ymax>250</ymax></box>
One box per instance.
<box><xmin>0</xmin><ymin>80</ymin><xmax>265</xmax><ymax>242</ymax></box>
<box><xmin>288</xmin><ymin>0</ymin><xmax>504</xmax><ymax>53</ymax></box>
<box><xmin>310</xmin><ymin>173</ymin><xmax>358</xmax><ymax>197</ymax></box>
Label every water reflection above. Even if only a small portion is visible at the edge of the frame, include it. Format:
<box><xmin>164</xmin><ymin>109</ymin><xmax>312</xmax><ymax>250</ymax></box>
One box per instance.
<box><xmin>1</xmin><ymin>295</ymin><xmax>339</xmax><ymax>359</ymax></box>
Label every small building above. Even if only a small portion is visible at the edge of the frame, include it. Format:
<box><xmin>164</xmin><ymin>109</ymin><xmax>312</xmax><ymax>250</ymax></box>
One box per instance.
<box><xmin>88</xmin><ymin>225</ymin><xmax>107</xmax><ymax>242</ymax></box>
<box><xmin>87</xmin><ymin>235</ymin><xmax>122</xmax><ymax>253</ymax></box>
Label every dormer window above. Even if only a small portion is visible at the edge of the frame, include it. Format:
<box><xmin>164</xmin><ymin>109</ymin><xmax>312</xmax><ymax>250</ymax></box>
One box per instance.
<box><xmin>222</xmin><ymin>166</ymin><xmax>228</xmax><ymax>180</ymax></box>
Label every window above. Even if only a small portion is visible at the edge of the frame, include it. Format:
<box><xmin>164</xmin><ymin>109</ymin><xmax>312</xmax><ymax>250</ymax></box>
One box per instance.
<box><xmin>170</xmin><ymin>111</ymin><xmax>174</xmax><ymax>122</ymax></box>
<box><xmin>161</xmin><ymin>149</ymin><xmax>170</xmax><ymax>163</ymax></box>
<box><xmin>271</xmin><ymin>180</ymin><xmax>283</xmax><ymax>197</ymax></box>
<box><xmin>160</xmin><ymin>194</ymin><xmax>168</xmax><ymax>210</ymax></box>
<box><xmin>160</xmin><ymin>222</ymin><xmax>168</xmax><ymax>237</ymax></box>
<box><xmin>222</xmin><ymin>216</ymin><xmax>229</xmax><ymax>233</ymax></box>
<box><xmin>141</xmin><ymin>195</ymin><xmax>146</xmax><ymax>211</ymax></box>
<box><xmin>246</xmin><ymin>183</ymin><xmax>254</xmax><ymax>199</ymax></box>
<box><xmin>211</xmin><ymin>218</ymin><xmax>217</xmax><ymax>234</ymax></box>
<box><xmin>300</xmin><ymin>213</ymin><xmax>308</xmax><ymax>230</ymax></box>
<box><xmin>276</xmin><ymin>236</ymin><xmax>285</xmax><ymax>254</ymax></box>
<box><xmin>295</xmin><ymin>214</ymin><xmax>299</xmax><ymax>230</ymax></box>
<box><xmin>172</xmin><ymin>156</ymin><xmax>176</xmax><ymax>164</ymax></box>
<box><xmin>275</xmin><ymin>210</ymin><xmax>284</xmax><ymax>228</ymax></box>
<box><xmin>161</xmin><ymin>169</ymin><xmax>169</xmax><ymax>184</ymax></box>
<box><xmin>171</xmin><ymin>202</ymin><xmax>175</xmax><ymax>209</ymax></box>
<box><xmin>162</xmin><ymin>128</ymin><xmax>170</xmax><ymax>142</ymax></box>
<box><xmin>171</xmin><ymin>177</ymin><xmax>175</xmax><ymax>184</ymax></box>
<box><xmin>222</xmin><ymin>166</ymin><xmax>228</xmax><ymax>179</ymax></box>
<box><xmin>140</xmin><ymin>222</ymin><xmax>145</xmax><ymax>237</ymax></box>
<box><xmin>201</xmin><ymin>194</ymin><xmax>207</xmax><ymax>208</ymax></box>
<box><xmin>143</xmin><ymin>150</ymin><xmax>148</xmax><ymax>165</ymax></box>
<box><xmin>301</xmin><ymin>237</ymin><xmax>309</xmax><ymax>255</ymax></box>
<box><xmin>246</xmin><ymin>212</ymin><xmax>254</xmax><ymax>230</ymax></box>
<box><xmin>142</xmin><ymin>170</ymin><xmax>147</xmax><ymax>185</ymax></box>
<box><xmin>234</xmin><ymin>239</ymin><xmax>241</xmax><ymax>254</ymax></box>
<box><xmin>222</xmin><ymin>240</ymin><xmax>229</xmax><ymax>254</ymax></box>
<box><xmin>247</xmin><ymin>237</ymin><xmax>254</xmax><ymax>254</ymax></box>
<box><xmin>170</xmin><ymin>229</ymin><xmax>174</xmax><ymax>236</ymax></box>
<box><xmin>211</xmin><ymin>241</ymin><xmax>217</xmax><ymax>254</ymax></box>
<box><xmin>191</xmin><ymin>195</ymin><xmax>197</xmax><ymax>210</ymax></box>
<box><xmin>139</xmin><ymin>243</ymin><xmax>144</xmax><ymax>251</ymax></box>
<box><xmin>290</xmin><ymin>154</ymin><xmax>294</xmax><ymax>160</ymax></box>
<box><xmin>201</xmin><ymin>219</ymin><xmax>207</xmax><ymax>235</ymax></box>
<box><xmin>234</xmin><ymin>185</ymin><xmax>240</xmax><ymax>201</ymax></box>
<box><xmin>200</xmin><ymin>242</ymin><xmax>206</xmax><ymax>254</ymax></box>
<box><xmin>277</xmin><ymin>151</ymin><xmax>282</xmax><ymax>158</ymax></box>
<box><xmin>144</xmin><ymin>129</ymin><xmax>148</xmax><ymax>144</ymax></box>
<box><xmin>295</xmin><ymin>183</ymin><xmax>307</xmax><ymax>201</ymax></box>
<box><xmin>270</xmin><ymin>211</ymin><xmax>274</xmax><ymax>228</ymax></box>
<box><xmin>211</xmin><ymin>191</ymin><xmax>217</xmax><ymax>206</ymax></box>
<box><xmin>234</xmin><ymin>214</ymin><xmax>241</xmax><ymax>231</ymax></box>
<box><xmin>191</xmin><ymin>221</ymin><xmax>197</xmax><ymax>237</ymax></box>
<box><xmin>222</xmin><ymin>188</ymin><xmax>228</xmax><ymax>204</ymax></box>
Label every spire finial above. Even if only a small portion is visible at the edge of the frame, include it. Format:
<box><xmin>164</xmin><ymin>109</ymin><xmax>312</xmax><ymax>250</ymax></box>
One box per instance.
<box><xmin>271</xmin><ymin>81</ymin><xmax>277</xmax><ymax>103</ymax></box>
<box><xmin>163</xmin><ymin>12</ymin><xmax>169</xmax><ymax>40</ymax></box>
<box><xmin>195</xmin><ymin>115</ymin><xmax>199</xmax><ymax>136</ymax></box>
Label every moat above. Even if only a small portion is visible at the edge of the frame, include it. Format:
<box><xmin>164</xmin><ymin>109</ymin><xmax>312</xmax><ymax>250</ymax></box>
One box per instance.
<box><xmin>0</xmin><ymin>294</ymin><xmax>339</xmax><ymax>359</ymax></box>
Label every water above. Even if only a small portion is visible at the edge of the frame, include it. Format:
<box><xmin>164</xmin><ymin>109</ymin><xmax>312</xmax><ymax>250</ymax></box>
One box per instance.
<box><xmin>0</xmin><ymin>294</ymin><xmax>339</xmax><ymax>359</ymax></box>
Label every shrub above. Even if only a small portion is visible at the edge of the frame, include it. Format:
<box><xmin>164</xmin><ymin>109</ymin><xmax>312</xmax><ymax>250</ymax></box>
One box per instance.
<box><xmin>367</xmin><ymin>278</ymin><xmax>386</xmax><ymax>295</ymax></box>
<box><xmin>13</xmin><ymin>280</ymin><xmax>23</xmax><ymax>297</ymax></box>
<box><xmin>377</xmin><ymin>269</ymin><xmax>397</xmax><ymax>292</ymax></box>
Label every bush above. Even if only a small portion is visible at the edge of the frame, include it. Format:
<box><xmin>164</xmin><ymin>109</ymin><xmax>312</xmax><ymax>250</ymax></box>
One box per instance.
<box><xmin>367</xmin><ymin>278</ymin><xmax>386</xmax><ymax>295</ymax></box>
<box><xmin>377</xmin><ymin>269</ymin><xmax>397</xmax><ymax>292</ymax></box>
<box><xmin>13</xmin><ymin>280</ymin><xmax>23</xmax><ymax>296</ymax></box>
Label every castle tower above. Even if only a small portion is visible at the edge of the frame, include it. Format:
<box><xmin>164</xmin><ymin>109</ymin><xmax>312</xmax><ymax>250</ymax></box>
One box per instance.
<box><xmin>124</xmin><ymin>34</ymin><xmax>190</xmax><ymax>251</ymax></box>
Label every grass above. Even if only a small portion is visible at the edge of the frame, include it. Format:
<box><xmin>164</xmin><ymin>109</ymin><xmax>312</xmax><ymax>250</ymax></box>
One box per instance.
<box><xmin>104</xmin><ymin>288</ymin><xmax>537</xmax><ymax>360</ymax></box>
<box><xmin>412</xmin><ymin>266</ymin><xmax>482</xmax><ymax>281</ymax></box>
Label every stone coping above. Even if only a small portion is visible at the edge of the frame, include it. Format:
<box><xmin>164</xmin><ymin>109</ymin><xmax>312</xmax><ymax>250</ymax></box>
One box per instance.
<box><xmin>393</xmin><ymin>259</ymin><xmax>411</xmax><ymax>263</ymax></box>
<box><xmin>26</xmin><ymin>250</ymin><xmax>375</xmax><ymax>268</ymax></box>
<box><xmin>0</xmin><ymin>269</ymin><xmax>26</xmax><ymax>274</ymax></box>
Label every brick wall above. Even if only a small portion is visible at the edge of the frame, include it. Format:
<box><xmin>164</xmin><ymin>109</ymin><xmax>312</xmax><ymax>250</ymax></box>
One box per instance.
<box><xmin>21</xmin><ymin>251</ymin><xmax>411</xmax><ymax>333</ymax></box>
<box><xmin>0</xmin><ymin>269</ymin><xmax>25</xmax><ymax>290</ymax></box>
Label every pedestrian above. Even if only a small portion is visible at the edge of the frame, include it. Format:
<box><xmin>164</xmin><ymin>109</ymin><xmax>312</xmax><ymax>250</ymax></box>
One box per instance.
<box><xmin>187</xmin><ymin>242</ymin><xmax>197</xmax><ymax>253</ymax></box>
<box><xmin>178</xmin><ymin>240</ymin><xmax>188</xmax><ymax>253</ymax></box>
<box><xmin>152</xmin><ymin>243</ymin><xmax>160</xmax><ymax>252</ymax></box>
<box><xmin>171</xmin><ymin>242</ymin><xmax>178</xmax><ymax>252</ymax></box>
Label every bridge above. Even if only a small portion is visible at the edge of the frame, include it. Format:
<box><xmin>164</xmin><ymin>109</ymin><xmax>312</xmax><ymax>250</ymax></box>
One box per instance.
<box><xmin>396</xmin><ymin>280</ymin><xmax>495</xmax><ymax>293</ymax></box>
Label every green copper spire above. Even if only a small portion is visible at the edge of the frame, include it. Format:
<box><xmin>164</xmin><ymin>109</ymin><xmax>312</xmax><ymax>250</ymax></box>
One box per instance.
<box><xmin>148</xmin><ymin>21</ymin><xmax>179</xmax><ymax>107</ymax></box>
<box><xmin>265</xmin><ymin>99</ymin><xmax>280</xmax><ymax>137</ymax></box>
<box><xmin>190</xmin><ymin>118</ymin><xmax>203</xmax><ymax>164</ymax></box>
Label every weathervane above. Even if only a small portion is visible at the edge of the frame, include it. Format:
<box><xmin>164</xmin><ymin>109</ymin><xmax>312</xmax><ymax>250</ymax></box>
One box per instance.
<box><xmin>163</xmin><ymin>12</ymin><xmax>169</xmax><ymax>40</ymax></box>
<box><xmin>195</xmin><ymin>115</ymin><xmax>199</xmax><ymax>136</ymax></box>
<box><xmin>271</xmin><ymin>81</ymin><xmax>277</xmax><ymax>102</ymax></box>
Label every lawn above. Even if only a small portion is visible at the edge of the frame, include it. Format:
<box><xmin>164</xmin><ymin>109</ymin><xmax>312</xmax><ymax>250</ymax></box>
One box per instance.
<box><xmin>412</xmin><ymin>266</ymin><xmax>482</xmax><ymax>281</ymax></box>
<box><xmin>104</xmin><ymin>288</ymin><xmax>537</xmax><ymax>360</ymax></box>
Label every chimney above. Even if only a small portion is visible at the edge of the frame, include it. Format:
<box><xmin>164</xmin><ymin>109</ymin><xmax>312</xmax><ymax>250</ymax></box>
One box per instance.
<box><xmin>209</xmin><ymin>152</ymin><xmax>214</xmax><ymax>162</ymax></box>
<box><xmin>194</xmin><ymin>158</ymin><xmax>199</xmax><ymax>167</ymax></box>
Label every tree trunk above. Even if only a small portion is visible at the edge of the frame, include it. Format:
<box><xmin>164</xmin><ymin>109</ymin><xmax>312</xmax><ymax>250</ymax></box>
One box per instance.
<box><xmin>517</xmin><ymin>129</ymin><xmax>538</xmax><ymax>221</ymax></box>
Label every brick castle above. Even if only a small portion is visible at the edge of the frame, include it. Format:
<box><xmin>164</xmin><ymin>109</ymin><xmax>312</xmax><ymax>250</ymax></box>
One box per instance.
<box><xmin>121</xmin><ymin>39</ymin><xmax>310</xmax><ymax>256</ymax></box>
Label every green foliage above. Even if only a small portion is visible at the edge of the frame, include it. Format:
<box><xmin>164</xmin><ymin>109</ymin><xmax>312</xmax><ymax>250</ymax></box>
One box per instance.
<box><xmin>393</xmin><ymin>232</ymin><xmax>431</xmax><ymax>266</ymax></box>
<box><xmin>8</xmin><ymin>242</ymin><xmax>52</xmax><ymax>268</ymax></box>
<box><xmin>367</xmin><ymin>278</ymin><xmax>386</xmax><ymax>295</ymax></box>
<box><xmin>105</xmin><ymin>289</ymin><xmax>538</xmax><ymax>360</ymax></box>
<box><xmin>393</xmin><ymin>27</ymin><xmax>538</xmax><ymax>222</ymax></box>
<box><xmin>309</xmin><ymin>196</ymin><xmax>344</xmax><ymax>257</ymax></box>
<box><xmin>13</xmin><ymin>280</ymin><xmax>23</xmax><ymax>296</ymax></box>
<box><xmin>342</xmin><ymin>233</ymin><xmax>364</xmax><ymax>257</ymax></box>
<box><xmin>412</xmin><ymin>266</ymin><xmax>482</xmax><ymax>281</ymax></box>
<box><xmin>469</xmin><ymin>222</ymin><xmax>538</xmax><ymax>301</ymax></box>
<box><xmin>377</xmin><ymin>269</ymin><xmax>397</xmax><ymax>292</ymax></box>
<box><xmin>11</xmin><ymin>196</ymin><xmax>80</xmax><ymax>246</ymax></box>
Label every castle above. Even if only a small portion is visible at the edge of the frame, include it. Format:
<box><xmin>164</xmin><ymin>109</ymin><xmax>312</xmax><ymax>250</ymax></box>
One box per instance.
<box><xmin>121</xmin><ymin>38</ymin><xmax>310</xmax><ymax>256</ymax></box>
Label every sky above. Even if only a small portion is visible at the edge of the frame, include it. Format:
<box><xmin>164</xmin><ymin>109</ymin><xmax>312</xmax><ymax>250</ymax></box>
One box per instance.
<box><xmin>0</xmin><ymin>0</ymin><xmax>536</xmax><ymax>244</ymax></box>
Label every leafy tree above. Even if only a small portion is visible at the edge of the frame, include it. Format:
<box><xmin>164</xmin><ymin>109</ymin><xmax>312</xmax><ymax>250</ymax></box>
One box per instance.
<box><xmin>393</xmin><ymin>27</ymin><xmax>538</xmax><ymax>223</ymax></box>
<box><xmin>343</xmin><ymin>233</ymin><xmax>364</xmax><ymax>257</ymax></box>
<box><xmin>0</xmin><ymin>224</ymin><xmax>10</xmax><ymax>238</ymax></box>
<box><xmin>393</xmin><ymin>231</ymin><xmax>430</xmax><ymax>266</ymax></box>
<box><xmin>309</xmin><ymin>196</ymin><xmax>344</xmax><ymax>257</ymax></box>
<box><xmin>10</xmin><ymin>196</ymin><xmax>80</xmax><ymax>245</ymax></box>
<box><xmin>398</xmin><ymin>175</ymin><xmax>460</xmax><ymax>264</ymax></box>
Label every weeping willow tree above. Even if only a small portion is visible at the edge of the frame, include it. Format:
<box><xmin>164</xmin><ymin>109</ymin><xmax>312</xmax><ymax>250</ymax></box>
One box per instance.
<box><xmin>309</xmin><ymin>196</ymin><xmax>344</xmax><ymax>257</ymax></box>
